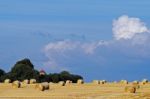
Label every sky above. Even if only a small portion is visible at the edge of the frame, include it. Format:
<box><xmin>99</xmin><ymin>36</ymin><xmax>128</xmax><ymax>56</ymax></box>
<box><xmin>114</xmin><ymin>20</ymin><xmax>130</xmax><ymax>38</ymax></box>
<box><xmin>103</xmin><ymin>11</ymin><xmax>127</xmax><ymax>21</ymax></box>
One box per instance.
<box><xmin>0</xmin><ymin>0</ymin><xmax>150</xmax><ymax>82</ymax></box>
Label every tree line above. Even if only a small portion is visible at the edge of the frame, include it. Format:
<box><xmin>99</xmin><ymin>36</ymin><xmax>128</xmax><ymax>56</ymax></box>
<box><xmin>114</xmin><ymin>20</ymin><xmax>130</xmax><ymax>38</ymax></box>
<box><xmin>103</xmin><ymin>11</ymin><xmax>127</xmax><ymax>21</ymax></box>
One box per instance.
<box><xmin>0</xmin><ymin>58</ymin><xmax>83</xmax><ymax>83</ymax></box>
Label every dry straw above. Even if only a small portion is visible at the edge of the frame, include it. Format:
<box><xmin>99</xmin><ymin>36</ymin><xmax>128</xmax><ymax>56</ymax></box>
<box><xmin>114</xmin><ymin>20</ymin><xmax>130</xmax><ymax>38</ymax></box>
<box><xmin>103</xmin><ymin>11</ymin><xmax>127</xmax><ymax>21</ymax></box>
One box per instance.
<box><xmin>30</xmin><ymin>79</ymin><xmax>36</xmax><ymax>84</ymax></box>
<box><xmin>35</xmin><ymin>82</ymin><xmax>49</xmax><ymax>91</ymax></box>
<box><xmin>99</xmin><ymin>80</ymin><xmax>105</xmax><ymax>84</ymax></box>
<box><xmin>102</xmin><ymin>80</ymin><xmax>107</xmax><ymax>83</ymax></box>
<box><xmin>132</xmin><ymin>81</ymin><xmax>139</xmax><ymax>84</ymax></box>
<box><xmin>77</xmin><ymin>79</ymin><xmax>84</xmax><ymax>84</ymax></box>
<box><xmin>141</xmin><ymin>79</ymin><xmax>148</xmax><ymax>85</ymax></box>
<box><xmin>120</xmin><ymin>80</ymin><xmax>128</xmax><ymax>84</ymax></box>
<box><xmin>4</xmin><ymin>79</ymin><xmax>11</xmax><ymax>83</ymax></box>
<box><xmin>23</xmin><ymin>79</ymin><xmax>30</xmax><ymax>84</ymax></box>
<box><xmin>92</xmin><ymin>80</ymin><xmax>100</xmax><ymax>84</ymax></box>
<box><xmin>140</xmin><ymin>81</ymin><xmax>146</xmax><ymax>85</ymax></box>
<box><xmin>125</xmin><ymin>86</ymin><xmax>136</xmax><ymax>93</ymax></box>
<box><xmin>12</xmin><ymin>81</ymin><xmax>21</xmax><ymax>88</ymax></box>
<box><xmin>58</xmin><ymin>81</ymin><xmax>65</xmax><ymax>86</ymax></box>
<box><xmin>100</xmin><ymin>80</ymin><xmax>107</xmax><ymax>84</ymax></box>
<box><xmin>65</xmin><ymin>80</ymin><xmax>72</xmax><ymax>85</ymax></box>
<box><xmin>49</xmin><ymin>82</ymin><xmax>55</xmax><ymax>85</ymax></box>
<box><xmin>132</xmin><ymin>80</ymin><xmax>140</xmax><ymax>89</ymax></box>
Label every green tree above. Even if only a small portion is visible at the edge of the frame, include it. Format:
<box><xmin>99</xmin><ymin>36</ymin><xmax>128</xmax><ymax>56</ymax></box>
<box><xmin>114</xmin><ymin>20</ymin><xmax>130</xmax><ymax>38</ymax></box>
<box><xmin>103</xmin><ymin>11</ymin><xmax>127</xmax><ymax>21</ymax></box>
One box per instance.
<box><xmin>60</xmin><ymin>71</ymin><xmax>70</xmax><ymax>75</ymax></box>
<box><xmin>50</xmin><ymin>73</ymin><xmax>60</xmax><ymax>83</ymax></box>
<box><xmin>59</xmin><ymin>71</ymin><xmax>73</xmax><ymax>81</ymax></box>
<box><xmin>59</xmin><ymin>71</ymin><xmax>83</xmax><ymax>83</ymax></box>
<box><xmin>15</xmin><ymin>58</ymin><xmax>34</xmax><ymax>69</ymax></box>
<box><xmin>71</xmin><ymin>75</ymin><xmax>83</xmax><ymax>83</ymax></box>
<box><xmin>0</xmin><ymin>69</ymin><xmax>5</xmax><ymax>76</ymax></box>
<box><xmin>0</xmin><ymin>69</ymin><xmax>5</xmax><ymax>82</ymax></box>
<box><xmin>32</xmin><ymin>70</ymin><xmax>40</xmax><ymax>81</ymax></box>
<box><xmin>0</xmin><ymin>59</ymin><xmax>84</xmax><ymax>83</ymax></box>
<box><xmin>9</xmin><ymin>58</ymin><xmax>38</xmax><ymax>81</ymax></box>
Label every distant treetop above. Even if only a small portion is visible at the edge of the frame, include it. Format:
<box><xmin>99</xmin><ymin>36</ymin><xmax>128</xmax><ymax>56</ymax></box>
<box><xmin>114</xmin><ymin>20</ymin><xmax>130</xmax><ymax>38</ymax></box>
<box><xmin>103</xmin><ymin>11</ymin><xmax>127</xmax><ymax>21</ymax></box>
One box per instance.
<box><xmin>15</xmin><ymin>58</ymin><xmax>34</xmax><ymax>69</ymax></box>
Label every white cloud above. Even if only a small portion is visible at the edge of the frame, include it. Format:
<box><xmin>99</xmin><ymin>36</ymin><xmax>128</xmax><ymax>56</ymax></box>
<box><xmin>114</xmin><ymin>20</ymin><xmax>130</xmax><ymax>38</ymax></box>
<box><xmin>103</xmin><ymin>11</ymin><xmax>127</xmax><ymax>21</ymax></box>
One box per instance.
<box><xmin>42</xmin><ymin>15</ymin><xmax>150</xmax><ymax>73</ymax></box>
<box><xmin>43</xmin><ymin>39</ymin><xmax>150</xmax><ymax>72</ymax></box>
<box><xmin>81</xmin><ymin>40</ymin><xmax>108</xmax><ymax>54</ymax></box>
<box><xmin>113</xmin><ymin>15</ymin><xmax>149</xmax><ymax>40</ymax></box>
<box><xmin>43</xmin><ymin>40</ymin><xmax>108</xmax><ymax>71</ymax></box>
<box><xmin>44</xmin><ymin>39</ymin><xmax>107</xmax><ymax>55</ymax></box>
<box><xmin>44</xmin><ymin>40</ymin><xmax>107</xmax><ymax>55</ymax></box>
<box><xmin>44</xmin><ymin>40</ymin><xmax>79</xmax><ymax>52</ymax></box>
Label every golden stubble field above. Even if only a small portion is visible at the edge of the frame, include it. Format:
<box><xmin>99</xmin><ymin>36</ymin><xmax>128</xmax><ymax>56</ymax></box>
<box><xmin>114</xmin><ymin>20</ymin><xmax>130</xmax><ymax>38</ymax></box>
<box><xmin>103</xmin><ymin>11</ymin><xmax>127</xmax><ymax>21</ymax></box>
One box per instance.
<box><xmin>0</xmin><ymin>82</ymin><xmax>150</xmax><ymax>99</ymax></box>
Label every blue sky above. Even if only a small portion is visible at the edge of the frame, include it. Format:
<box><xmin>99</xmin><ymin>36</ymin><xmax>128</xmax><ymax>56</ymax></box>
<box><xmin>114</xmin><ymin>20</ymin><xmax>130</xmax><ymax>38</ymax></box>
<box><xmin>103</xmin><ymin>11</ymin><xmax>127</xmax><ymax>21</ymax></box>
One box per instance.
<box><xmin>0</xmin><ymin>0</ymin><xmax>150</xmax><ymax>82</ymax></box>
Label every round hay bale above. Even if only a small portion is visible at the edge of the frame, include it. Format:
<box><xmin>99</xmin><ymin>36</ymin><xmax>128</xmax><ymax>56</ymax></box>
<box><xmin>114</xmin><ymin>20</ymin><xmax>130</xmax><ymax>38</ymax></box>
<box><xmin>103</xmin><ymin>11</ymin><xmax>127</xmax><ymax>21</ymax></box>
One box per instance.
<box><xmin>140</xmin><ymin>81</ymin><xmax>146</xmax><ymax>85</ymax></box>
<box><xmin>41</xmin><ymin>82</ymin><xmax>49</xmax><ymax>90</ymax></box>
<box><xmin>102</xmin><ymin>80</ymin><xmax>107</xmax><ymax>83</ymax></box>
<box><xmin>38</xmin><ymin>84</ymin><xmax>45</xmax><ymax>91</ymax></box>
<box><xmin>132</xmin><ymin>81</ymin><xmax>139</xmax><ymax>84</ymax></box>
<box><xmin>92</xmin><ymin>80</ymin><xmax>100</xmax><ymax>84</ymax></box>
<box><xmin>12</xmin><ymin>81</ymin><xmax>21</xmax><ymax>88</ymax></box>
<box><xmin>125</xmin><ymin>86</ymin><xmax>136</xmax><ymax>93</ymax></box>
<box><xmin>77</xmin><ymin>79</ymin><xmax>84</xmax><ymax>84</ymax></box>
<box><xmin>141</xmin><ymin>79</ymin><xmax>148</xmax><ymax>84</ymax></box>
<box><xmin>120</xmin><ymin>80</ymin><xmax>128</xmax><ymax>84</ymax></box>
<box><xmin>99</xmin><ymin>80</ymin><xmax>105</xmax><ymax>84</ymax></box>
<box><xmin>36</xmin><ymin>82</ymin><xmax>49</xmax><ymax>91</ymax></box>
<box><xmin>58</xmin><ymin>81</ymin><xmax>65</xmax><ymax>86</ymax></box>
<box><xmin>30</xmin><ymin>79</ymin><xmax>36</xmax><ymax>84</ymax></box>
<box><xmin>23</xmin><ymin>79</ymin><xmax>30</xmax><ymax>84</ymax></box>
<box><xmin>65</xmin><ymin>80</ymin><xmax>72</xmax><ymax>85</ymax></box>
<box><xmin>4</xmin><ymin>79</ymin><xmax>11</xmax><ymax>83</ymax></box>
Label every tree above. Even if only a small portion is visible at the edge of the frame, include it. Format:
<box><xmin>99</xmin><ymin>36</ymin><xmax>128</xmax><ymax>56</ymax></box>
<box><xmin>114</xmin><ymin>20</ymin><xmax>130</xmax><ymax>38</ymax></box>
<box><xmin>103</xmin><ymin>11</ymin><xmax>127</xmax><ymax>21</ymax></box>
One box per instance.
<box><xmin>0</xmin><ymin>69</ymin><xmax>5</xmax><ymax>76</ymax></box>
<box><xmin>32</xmin><ymin>70</ymin><xmax>40</xmax><ymax>81</ymax></box>
<box><xmin>59</xmin><ymin>71</ymin><xmax>83</xmax><ymax>83</ymax></box>
<box><xmin>59</xmin><ymin>71</ymin><xmax>73</xmax><ymax>81</ymax></box>
<box><xmin>50</xmin><ymin>73</ymin><xmax>60</xmax><ymax>83</ymax></box>
<box><xmin>9</xmin><ymin>58</ymin><xmax>38</xmax><ymax>81</ymax></box>
<box><xmin>0</xmin><ymin>69</ymin><xmax>5</xmax><ymax>82</ymax></box>
<box><xmin>15</xmin><ymin>58</ymin><xmax>34</xmax><ymax>69</ymax></box>
<box><xmin>60</xmin><ymin>71</ymin><xmax>70</xmax><ymax>75</ymax></box>
<box><xmin>71</xmin><ymin>75</ymin><xmax>83</xmax><ymax>83</ymax></box>
<box><xmin>0</xmin><ymin>59</ymin><xmax>84</xmax><ymax>83</ymax></box>
<box><xmin>38</xmin><ymin>75</ymin><xmax>49</xmax><ymax>83</ymax></box>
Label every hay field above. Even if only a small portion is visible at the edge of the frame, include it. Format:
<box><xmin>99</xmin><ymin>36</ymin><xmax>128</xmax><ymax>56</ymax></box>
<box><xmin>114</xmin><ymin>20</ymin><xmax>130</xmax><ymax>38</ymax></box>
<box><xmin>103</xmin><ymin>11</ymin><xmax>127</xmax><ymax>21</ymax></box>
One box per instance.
<box><xmin>0</xmin><ymin>82</ymin><xmax>150</xmax><ymax>99</ymax></box>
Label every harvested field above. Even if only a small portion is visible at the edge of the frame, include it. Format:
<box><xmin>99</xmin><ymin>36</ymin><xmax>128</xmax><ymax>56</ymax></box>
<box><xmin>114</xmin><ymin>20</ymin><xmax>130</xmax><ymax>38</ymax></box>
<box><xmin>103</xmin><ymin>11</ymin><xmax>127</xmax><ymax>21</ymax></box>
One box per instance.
<box><xmin>0</xmin><ymin>82</ymin><xmax>150</xmax><ymax>99</ymax></box>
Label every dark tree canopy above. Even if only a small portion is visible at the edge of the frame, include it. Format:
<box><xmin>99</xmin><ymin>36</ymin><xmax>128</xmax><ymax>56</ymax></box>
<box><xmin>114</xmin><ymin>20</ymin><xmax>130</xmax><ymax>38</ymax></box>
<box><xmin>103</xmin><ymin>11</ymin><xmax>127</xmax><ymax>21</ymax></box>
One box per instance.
<box><xmin>50</xmin><ymin>73</ymin><xmax>60</xmax><ymax>83</ymax></box>
<box><xmin>60</xmin><ymin>71</ymin><xmax>70</xmax><ymax>75</ymax></box>
<box><xmin>0</xmin><ymin>69</ymin><xmax>5</xmax><ymax>76</ymax></box>
<box><xmin>15</xmin><ymin>58</ymin><xmax>34</xmax><ymax>69</ymax></box>
<box><xmin>48</xmin><ymin>71</ymin><xmax>83</xmax><ymax>83</ymax></box>
<box><xmin>8</xmin><ymin>58</ymin><xmax>39</xmax><ymax>81</ymax></box>
<box><xmin>0</xmin><ymin>69</ymin><xmax>5</xmax><ymax>82</ymax></box>
<box><xmin>11</xmin><ymin>64</ymin><xmax>33</xmax><ymax>81</ymax></box>
<box><xmin>0</xmin><ymin>58</ymin><xmax>83</xmax><ymax>83</ymax></box>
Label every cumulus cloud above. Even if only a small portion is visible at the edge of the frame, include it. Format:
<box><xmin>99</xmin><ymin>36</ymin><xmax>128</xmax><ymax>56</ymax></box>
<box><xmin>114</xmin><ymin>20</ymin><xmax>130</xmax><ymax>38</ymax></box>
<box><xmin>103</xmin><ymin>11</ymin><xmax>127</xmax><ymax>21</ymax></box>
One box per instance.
<box><xmin>42</xmin><ymin>15</ymin><xmax>150</xmax><ymax>79</ymax></box>
<box><xmin>44</xmin><ymin>40</ymin><xmax>108</xmax><ymax>55</ymax></box>
<box><xmin>43</xmin><ymin>39</ymin><xmax>150</xmax><ymax>72</ymax></box>
<box><xmin>113</xmin><ymin>15</ymin><xmax>149</xmax><ymax>40</ymax></box>
<box><xmin>43</xmin><ymin>40</ymin><xmax>108</xmax><ymax>71</ymax></box>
